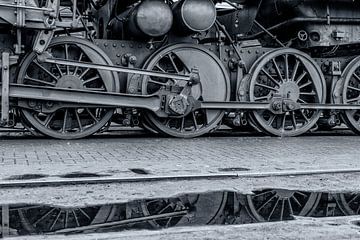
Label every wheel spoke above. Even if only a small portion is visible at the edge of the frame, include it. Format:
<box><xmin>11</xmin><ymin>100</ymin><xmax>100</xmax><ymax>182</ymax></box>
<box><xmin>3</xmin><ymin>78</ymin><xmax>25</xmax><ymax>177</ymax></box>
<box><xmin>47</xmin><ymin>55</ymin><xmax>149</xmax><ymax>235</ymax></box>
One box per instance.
<box><xmin>49</xmin><ymin>210</ymin><xmax>62</xmax><ymax>231</ymax></box>
<box><xmin>295</xmin><ymin>72</ymin><xmax>307</xmax><ymax>85</ymax></box>
<box><xmin>64</xmin><ymin>43</ymin><xmax>70</xmax><ymax>75</ymax></box>
<box><xmin>168</xmin><ymin>53</ymin><xmax>180</xmax><ymax>73</ymax></box>
<box><xmin>261</xmin><ymin>69</ymin><xmax>281</xmax><ymax>87</ymax></box>
<box><xmin>255</xmin><ymin>82</ymin><xmax>278</xmax><ymax>91</ymax></box>
<box><xmin>300</xmin><ymin>91</ymin><xmax>316</xmax><ymax>96</ymax></box>
<box><xmin>348</xmin><ymin>194</ymin><xmax>359</xmax><ymax>204</ymax></box>
<box><xmin>299</xmin><ymin>81</ymin><xmax>312</xmax><ymax>89</ymax></box>
<box><xmin>24</xmin><ymin>75</ymin><xmax>56</xmax><ymax>86</ymax></box>
<box><xmin>62</xmin><ymin>109</ymin><xmax>69</xmax><ymax>133</ymax></box>
<box><xmin>281</xmin><ymin>114</ymin><xmax>287</xmax><ymax>131</ymax></box>
<box><xmin>192</xmin><ymin>112</ymin><xmax>199</xmax><ymax>130</ymax></box>
<box><xmin>86</xmin><ymin>108</ymin><xmax>99</xmax><ymax>123</ymax></box>
<box><xmin>83</xmin><ymin>75</ymin><xmax>100</xmax><ymax>85</ymax></box>
<box><xmin>291</xmin><ymin>112</ymin><xmax>297</xmax><ymax>130</ymax></box>
<box><xmin>73</xmin><ymin>52</ymin><xmax>84</xmax><ymax>76</ymax></box>
<box><xmin>72</xmin><ymin>210</ymin><xmax>80</xmax><ymax>227</ymax></box>
<box><xmin>353</xmin><ymin>73</ymin><xmax>360</xmax><ymax>82</ymax></box>
<box><xmin>284</xmin><ymin>54</ymin><xmax>289</xmax><ymax>81</ymax></box>
<box><xmin>79</xmin><ymin>68</ymin><xmax>91</xmax><ymax>79</ymax></box>
<box><xmin>64</xmin><ymin>210</ymin><xmax>69</xmax><ymax>228</ymax></box>
<box><xmin>267</xmin><ymin>198</ymin><xmax>280</xmax><ymax>221</ymax></box>
<box><xmin>272</xmin><ymin>58</ymin><xmax>284</xmax><ymax>83</ymax></box>
<box><xmin>256</xmin><ymin>194</ymin><xmax>276</xmax><ymax>211</ymax></box>
<box><xmin>280</xmin><ymin>199</ymin><xmax>285</xmax><ymax>221</ymax></box>
<box><xmin>74</xmin><ymin>109</ymin><xmax>83</xmax><ymax>132</ymax></box>
<box><xmin>155</xmin><ymin>63</ymin><xmax>166</xmax><ymax>73</ymax></box>
<box><xmin>55</xmin><ymin>64</ymin><xmax>64</xmax><ymax>77</ymax></box>
<box><xmin>44</xmin><ymin>112</ymin><xmax>56</xmax><ymax>128</ymax></box>
<box><xmin>78</xmin><ymin>208</ymin><xmax>91</xmax><ymax>220</ymax></box>
<box><xmin>290</xmin><ymin>60</ymin><xmax>300</xmax><ymax>82</ymax></box>
<box><xmin>292</xmin><ymin>196</ymin><xmax>302</xmax><ymax>207</ymax></box>
<box><xmin>33</xmin><ymin>61</ymin><xmax>58</xmax><ymax>81</ymax></box>
<box><xmin>180</xmin><ymin>117</ymin><xmax>185</xmax><ymax>132</ymax></box>
<box><xmin>267</xmin><ymin>115</ymin><xmax>276</xmax><ymax>126</ymax></box>
<box><xmin>287</xmin><ymin>199</ymin><xmax>294</xmax><ymax>215</ymax></box>
<box><xmin>33</xmin><ymin>208</ymin><xmax>56</xmax><ymax>226</ymax></box>
<box><xmin>299</xmin><ymin>110</ymin><xmax>310</xmax><ymax>123</ymax></box>
<box><xmin>347</xmin><ymin>86</ymin><xmax>360</xmax><ymax>92</ymax></box>
<box><xmin>254</xmin><ymin>190</ymin><xmax>274</xmax><ymax>198</ymax></box>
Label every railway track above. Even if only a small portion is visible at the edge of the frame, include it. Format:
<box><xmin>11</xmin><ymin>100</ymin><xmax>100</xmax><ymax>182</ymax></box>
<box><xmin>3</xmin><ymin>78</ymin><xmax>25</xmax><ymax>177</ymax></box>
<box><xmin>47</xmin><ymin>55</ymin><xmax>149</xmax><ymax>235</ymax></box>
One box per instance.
<box><xmin>1</xmin><ymin>168</ymin><xmax>360</xmax><ymax>189</ymax></box>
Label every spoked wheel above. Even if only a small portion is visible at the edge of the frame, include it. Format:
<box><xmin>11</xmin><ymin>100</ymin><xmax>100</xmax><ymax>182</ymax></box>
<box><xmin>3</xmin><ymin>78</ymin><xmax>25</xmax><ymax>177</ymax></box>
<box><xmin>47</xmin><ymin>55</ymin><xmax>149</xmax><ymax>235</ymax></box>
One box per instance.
<box><xmin>17</xmin><ymin>36</ymin><xmax>119</xmax><ymax>139</ymax></box>
<box><xmin>141</xmin><ymin>44</ymin><xmax>230</xmax><ymax>138</ymax></box>
<box><xmin>335</xmin><ymin>193</ymin><xmax>360</xmax><ymax>215</ymax></box>
<box><xmin>18</xmin><ymin>205</ymin><xmax>100</xmax><ymax>233</ymax></box>
<box><xmin>246</xmin><ymin>189</ymin><xmax>321</xmax><ymax>222</ymax></box>
<box><xmin>248</xmin><ymin>49</ymin><xmax>326</xmax><ymax>136</ymax></box>
<box><xmin>340</xmin><ymin>57</ymin><xmax>360</xmax><ymax>134</ymax></box>
<box><xmin>140</xmin><ymin>192</ymin><xmax>227</xmax><ymax>228</ymax></box>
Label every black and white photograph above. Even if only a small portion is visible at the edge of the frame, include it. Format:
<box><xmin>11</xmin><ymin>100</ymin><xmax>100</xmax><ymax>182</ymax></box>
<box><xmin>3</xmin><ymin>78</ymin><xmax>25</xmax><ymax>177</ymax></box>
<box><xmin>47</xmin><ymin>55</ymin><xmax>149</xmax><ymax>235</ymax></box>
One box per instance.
<box><xmin>0</xmin><ymin>0</ymin><xmax>359</xmax><ymax>239</ymax></box>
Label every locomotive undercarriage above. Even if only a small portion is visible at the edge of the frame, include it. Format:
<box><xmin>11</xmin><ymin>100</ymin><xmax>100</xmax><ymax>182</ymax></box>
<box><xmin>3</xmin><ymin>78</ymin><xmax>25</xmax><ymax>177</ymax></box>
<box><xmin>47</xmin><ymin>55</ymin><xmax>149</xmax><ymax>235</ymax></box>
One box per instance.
<box><xmin>1</xmin><ymin>0</ymin><xmax>360</xmax><ymax>139</ymax></box>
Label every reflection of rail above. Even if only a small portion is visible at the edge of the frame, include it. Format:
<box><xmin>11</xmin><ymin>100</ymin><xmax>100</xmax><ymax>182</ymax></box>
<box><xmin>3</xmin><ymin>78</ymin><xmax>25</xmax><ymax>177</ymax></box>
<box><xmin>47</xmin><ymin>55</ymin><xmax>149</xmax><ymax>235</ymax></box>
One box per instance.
<box><xmin>2</xmin><ymin>168</ymin><xmax>360</xmax><ymax>188</ymax></box>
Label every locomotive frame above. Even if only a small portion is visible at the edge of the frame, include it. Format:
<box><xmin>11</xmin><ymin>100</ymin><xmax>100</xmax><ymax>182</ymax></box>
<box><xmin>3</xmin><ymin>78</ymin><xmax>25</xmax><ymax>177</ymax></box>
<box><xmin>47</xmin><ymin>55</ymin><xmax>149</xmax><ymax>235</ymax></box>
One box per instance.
<box><xmin>1</xmin><ymin>0</ymin><xmax>360</xmax><ymax>139</ymax></box>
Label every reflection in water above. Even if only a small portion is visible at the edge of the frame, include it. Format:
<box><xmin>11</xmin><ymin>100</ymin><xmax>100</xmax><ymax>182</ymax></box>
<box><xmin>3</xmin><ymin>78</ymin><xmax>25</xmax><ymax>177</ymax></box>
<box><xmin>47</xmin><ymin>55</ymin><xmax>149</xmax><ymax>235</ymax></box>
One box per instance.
<box><xmin>0</xmin><ymin>190</ymin><xmax>359</xmax><ymax>237</ymax></box>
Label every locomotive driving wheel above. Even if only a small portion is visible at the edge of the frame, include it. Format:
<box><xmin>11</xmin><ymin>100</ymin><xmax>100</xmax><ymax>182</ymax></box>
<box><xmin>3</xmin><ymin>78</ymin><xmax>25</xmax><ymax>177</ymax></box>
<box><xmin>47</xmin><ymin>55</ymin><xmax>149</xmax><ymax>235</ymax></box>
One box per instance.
<box><xmin>18</xmin><ymin>205</ymin><xmax>101</xmax><ymax>233</ymax></box>
<box><xmin>334</xmin><ymin>193</ymin><xmax>360</xmax><ymax>215</ymax></box>
<box><xmin>340</xmin><ymin>56</ymin><xmax>360</xmax><ymax>134</ymax></box>
<box><xmin>140</xmin><ymin>192</ymin><xmax>227</xmax><ymax>228</ymax></box>
<box><xmin>246</xmin><ymin>189</ymin><xmax>321</xmax><ymax>222</ymax></box>
<box><xmin>141</xmin><ymin>44</ymin><xmax>230</xmax><ymax>138</ymax></box>
<box><xmin>17</xmin><ymin>36</ymin><xmax>119</xmax><ymax>139</ymax></box>
<box><xmin>248</xmin><ymin>49</ymin><xmax>326</xmax><ymax>136</ymax></box>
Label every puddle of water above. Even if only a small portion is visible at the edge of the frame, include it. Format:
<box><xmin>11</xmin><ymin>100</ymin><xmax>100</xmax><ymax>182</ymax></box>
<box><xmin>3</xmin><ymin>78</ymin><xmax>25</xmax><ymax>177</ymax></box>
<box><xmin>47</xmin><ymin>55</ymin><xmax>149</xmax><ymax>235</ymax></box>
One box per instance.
<box><xmin>59</xmin><ymin>172</ymin><xmax>108</xmax><ymax>178</ymax></box>
<box><xmin>4</xmin><ymin>174</ymin><xmax>48</xmax><ymax>181</ymax></box>
<box><xmin>129</xmin><ymin>168</ymin><xmax>150</xmax><ymax>175</ymax></box>
<box><xmin>218</xmin><ymin>167</ymin><xmax>250</xmax><ymax>172</ymax></box>
<box><xmin>0</xmin><ymin>189</ymin><xmax>359</xmax><ymax>237</ymax></box>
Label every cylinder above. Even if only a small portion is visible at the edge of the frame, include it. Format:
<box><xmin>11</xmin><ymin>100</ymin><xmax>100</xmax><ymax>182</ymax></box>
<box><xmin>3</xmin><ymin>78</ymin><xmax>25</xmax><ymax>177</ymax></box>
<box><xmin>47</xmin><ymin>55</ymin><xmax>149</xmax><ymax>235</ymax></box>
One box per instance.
<box><xmin>126</xmin><ymin>0</ymin><xmax>173</xmax><ymax>38</ymax></box>
<box><xmin>172</xmin><ymin>0</ymin><xmax>217</xmax><ymax>34</ymax></box>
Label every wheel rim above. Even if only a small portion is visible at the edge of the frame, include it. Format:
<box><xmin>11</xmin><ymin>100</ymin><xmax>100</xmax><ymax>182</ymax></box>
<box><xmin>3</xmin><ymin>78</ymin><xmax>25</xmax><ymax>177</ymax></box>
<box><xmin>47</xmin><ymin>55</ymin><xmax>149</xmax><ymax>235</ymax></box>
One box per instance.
<box><xmin>249</xmin><ymin>49</ymin><xmax>326</xmax><ymax>136</ymax></box>
<box><xmin>335</xmin><ymin>193</ymin><xmax>360</xmax><ymax>215</ymax></box>
<box><xmin>18</xmin><ymin>205</ymin><xmax>100</xmax><ymax>233</ymax></box>
<box><xmin>246</xmin><ymin>189</ymin><xmax>321</xmax><ymax>222</ymax></box>
<box><xmin>142</xmin><ymin>44</ymin><xmax>230</xmax><ymax>138</ymax></box>
<box><xmin>342</xmin><ymin>57</ymin><xmax>360</xmax><ymax>134</ymax></box>
<box><xmin>140</xmin><ymin>192</ymin><xmax>227</xmax><ymax>228</ymax></box>
<box><xmin>18</xmin><ymin>37</ymin><xmax>119</xmax><ymax>139</ymax></box>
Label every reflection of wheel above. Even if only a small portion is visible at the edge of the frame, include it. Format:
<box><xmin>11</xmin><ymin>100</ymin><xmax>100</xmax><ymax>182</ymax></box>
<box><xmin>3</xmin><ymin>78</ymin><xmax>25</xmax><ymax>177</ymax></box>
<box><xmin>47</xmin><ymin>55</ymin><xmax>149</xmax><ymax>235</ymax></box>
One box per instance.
<box><xmin>246</xmin><ymin>189</ymin><xmax>321</xmax><ymax>222</ymax></box>
<box><xmin>340</xmin><ymin>56</ymin><xmax>360</xmax><ymax>134</ymax></box>
<box><xmin>19</xmin><ymin>205</ymin><xmax>100</xmax><ymax>233</ymax></box>
<box><xmin>141</xmin><ymin>44</ymin><xmax>230</xmax><ymax>138</ymax></box>
<box><xmin>335</xmin><ymin>193</ymin><xmax>360</xmax><ymax>215</ymax></box>
<box><xmin>140</xmin><ymin>192</ymin><xmax>228</xmax><ymax>228</ymax></box>
<box><xmin>248</xmin><ymin>49</ymin><xmax>326</xmax><ymax>136</ymax></box>
<box><xmin>18</xmin><ymin>36</ymin><xmax>119</xmax><ymax>139</ymax></box>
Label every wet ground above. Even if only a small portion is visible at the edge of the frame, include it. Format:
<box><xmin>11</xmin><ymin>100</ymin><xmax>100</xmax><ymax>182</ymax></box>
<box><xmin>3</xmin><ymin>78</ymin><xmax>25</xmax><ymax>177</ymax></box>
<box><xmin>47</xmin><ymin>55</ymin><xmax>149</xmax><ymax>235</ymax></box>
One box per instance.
<box><xmin>0</xmin><ymin>128</ymin><xmax>359</xmax><ymax>238</ymax></box>
<box><xmin>1</xmin><ymin>189</ymin><xmax>360</xmax><ymax>238</ymax></box>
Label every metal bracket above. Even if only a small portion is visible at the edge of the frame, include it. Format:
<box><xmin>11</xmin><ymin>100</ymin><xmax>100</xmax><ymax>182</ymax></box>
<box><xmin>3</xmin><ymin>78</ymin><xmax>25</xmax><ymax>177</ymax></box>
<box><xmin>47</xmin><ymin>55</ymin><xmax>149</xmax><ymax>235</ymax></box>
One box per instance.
<box><xmin>1</xmin><ymin>204</ymin><xmax>9</xmax><ymax>237</ymax></box>
<box><xmin>1</xmin><ymin>52</ymin><xmax>10</xmax><ymax>126</ymax></box>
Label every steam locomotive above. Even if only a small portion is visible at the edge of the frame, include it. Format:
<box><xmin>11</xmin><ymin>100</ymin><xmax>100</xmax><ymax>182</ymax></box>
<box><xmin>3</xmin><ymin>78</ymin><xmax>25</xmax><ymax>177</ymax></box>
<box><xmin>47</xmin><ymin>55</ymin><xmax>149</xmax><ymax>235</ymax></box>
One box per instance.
<box><xmin>0</xmin><ymin>0</ymin><xmax>360</xmax><ymax>139</ymax></box>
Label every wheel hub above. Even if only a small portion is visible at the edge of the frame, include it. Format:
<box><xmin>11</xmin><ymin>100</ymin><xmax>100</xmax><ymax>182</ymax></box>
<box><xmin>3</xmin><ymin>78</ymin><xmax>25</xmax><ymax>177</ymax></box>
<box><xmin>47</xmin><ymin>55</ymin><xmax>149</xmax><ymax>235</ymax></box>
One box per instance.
<box><xmin>275</xmin><ymin>189</ymin><xmax>295</xmax><ymax>199</ymax></box>
<box><xmin>278</xmin><ymin>82</ymin><xmax>300</xmax><ymax>101</ymax></box>
<box><xmin>56</xmin><ymin>75</ymin><xmax>84</xmax><ymax>89</ymax></box>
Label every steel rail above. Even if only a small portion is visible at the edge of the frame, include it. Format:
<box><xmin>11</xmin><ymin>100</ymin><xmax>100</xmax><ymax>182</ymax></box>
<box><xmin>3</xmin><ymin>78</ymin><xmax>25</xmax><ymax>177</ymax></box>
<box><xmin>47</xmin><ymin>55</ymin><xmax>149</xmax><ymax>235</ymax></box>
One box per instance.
<box><xmin>1</xmin><ymin>168</ymin><xmax>360</xmax><ymax>189</ymax></box>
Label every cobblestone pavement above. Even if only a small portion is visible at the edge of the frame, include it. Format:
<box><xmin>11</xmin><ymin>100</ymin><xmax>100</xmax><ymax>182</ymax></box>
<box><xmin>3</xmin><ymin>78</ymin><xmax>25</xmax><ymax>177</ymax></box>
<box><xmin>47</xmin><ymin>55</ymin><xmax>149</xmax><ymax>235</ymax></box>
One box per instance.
<box><xmin>0</xmin><ymin>130</ymin><xmax>358</xmax><ymax>180</ymax></box>
<box><xmin>1</xmin><ymin>130</ymin><xmax>360</xmax><ymax>205</ymax></box>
